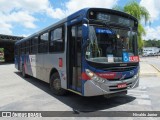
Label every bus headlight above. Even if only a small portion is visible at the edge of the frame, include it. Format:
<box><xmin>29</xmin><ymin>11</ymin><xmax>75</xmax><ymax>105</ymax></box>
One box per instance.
<box><xmin>85</xmin><ymin>69</ymin><xmax>94</xmax><ymax>78</ymax></box>
<box><xmin>134</xmin><ymin>73</ymin><xmax>139</xmax><ymax>79</ymax></box>
<box><xmin>85</xmin><ymin>69</ymin><xmax>105</xmax><ymax>83</ymax></box>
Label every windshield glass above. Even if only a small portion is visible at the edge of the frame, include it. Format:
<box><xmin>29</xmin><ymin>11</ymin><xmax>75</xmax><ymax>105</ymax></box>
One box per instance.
<box><xmin>85</xmin><ymin>25</ymin><xmax>138</xmax><ymax>63</ymax></box>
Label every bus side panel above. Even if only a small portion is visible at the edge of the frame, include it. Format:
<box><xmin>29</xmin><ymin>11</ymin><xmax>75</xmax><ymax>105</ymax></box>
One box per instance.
<box><xmin>15</xmin><ymin>55</ymin><xmax>19</xmax><ymax>70</ymax></box>
<box><xmin>42</xmin><ymin>54</ymin><xmax>52</xmax><ymax>83</ymax></box>
<box><xmin>43</xmin><ymin>53</ymin><xmax>67</xmax><ymax>89</ymax></box>
<box><xmin>28</xmin><ymin>54</ymin><xmax>45</xmax><ymax>80</ymax></box>
<box><xmin>20</xmin><ymin>54</ymin><xmax>24</xmax><ymax>71</ymax></box>
<box><xmin>42</xmin><ymin>54</ymin><xmax>51</xmax><ymax>83</ymax></box>
<box><xmin>20</xmin><ymin>49</ymin><xmax>67</xmax><ymax>90</ymax></box>
<box><xmin>24</xmin><ymin>55</ymin><xmax>29</xmax><ymax>75</ymax></box>
<box><xmin>24</xmin><ymin>55</ymin><xmax>34</xmax><ymax>76</ymax></box>
<box><xmin>36</xmin><ymin>54</ymin><xmax>44</xmax><ymax>80</ymax></box>
<box><xmin>29</xmin><ymin>55</ymin><xmax>38</xmax><ymax>78</ymax></box>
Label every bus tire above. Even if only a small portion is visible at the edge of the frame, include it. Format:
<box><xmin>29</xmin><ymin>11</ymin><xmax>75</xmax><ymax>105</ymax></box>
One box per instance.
<box><xmin>50</xmin><ymin>73</ymin><xmax>66</xmax><ymax>95</ymax></box>
<box><xmin>22</xmin><ymin>65</ymin><xmax>27</xmax><ymax>78</ymax></box>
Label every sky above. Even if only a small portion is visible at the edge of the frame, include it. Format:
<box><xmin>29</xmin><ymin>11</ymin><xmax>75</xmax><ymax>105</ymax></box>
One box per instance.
<box><xmin>0</xmin><ymin>0</ymin><xmax>160</xmax><ymax>40</ymax></box>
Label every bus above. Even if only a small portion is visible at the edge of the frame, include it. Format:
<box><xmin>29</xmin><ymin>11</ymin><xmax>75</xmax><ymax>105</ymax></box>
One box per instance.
<box><xmin>15</xmin><ymin>8</ymin><xmax>139</xmax><ymax>97</ymax></box>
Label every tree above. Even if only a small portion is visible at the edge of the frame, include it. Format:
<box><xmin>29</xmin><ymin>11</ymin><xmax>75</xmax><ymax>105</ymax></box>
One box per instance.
<box><xmin>113</xmin><ymin>0</ymin><xmax>150</xmax><ymax>49</ymax></box>
<box><xmin>0</xmin><ymin>48</ymin><xmax>4</xmax><ymax>53</ymax></box>
<box><xmin>144</xmin><ymin>40</ymin><xmax>160</xmax><ymax>48</ymax></box>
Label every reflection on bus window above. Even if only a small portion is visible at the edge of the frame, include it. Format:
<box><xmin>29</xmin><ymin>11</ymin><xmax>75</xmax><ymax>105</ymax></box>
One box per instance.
<box><xmin>85</xmin><ymin>26</ymin><xmax>137</xmax><ymax>63</ymax></box>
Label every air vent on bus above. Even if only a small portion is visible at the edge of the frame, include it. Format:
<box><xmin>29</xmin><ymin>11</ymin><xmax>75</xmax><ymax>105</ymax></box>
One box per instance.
<box><xmin>102</xmin><ymin>66</ymin><xmax>137</xmax><ymax>72</ymax></box>
<box><xmin>107</xmin><ymin>76</ymin><xmax>133</xmax><ymax>81</ymax></box>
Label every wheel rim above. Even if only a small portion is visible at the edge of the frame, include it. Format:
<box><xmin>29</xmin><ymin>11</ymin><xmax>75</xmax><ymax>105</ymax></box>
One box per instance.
<box><xmin>53</xmin><ymin>78</ymin><xmax>61</xmax><ymax>90</ymax></box>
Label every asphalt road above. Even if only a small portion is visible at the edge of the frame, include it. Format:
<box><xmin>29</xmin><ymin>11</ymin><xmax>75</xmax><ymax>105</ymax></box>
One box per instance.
<box><xmin>0</xmin><ymin>63</ymin><xmax>160</xmax><ymax>119</ymax></box>
<box><xmin>141</xmin><ymin>56</ymin><xmax>160</xmax><ymax>71</ymax></box>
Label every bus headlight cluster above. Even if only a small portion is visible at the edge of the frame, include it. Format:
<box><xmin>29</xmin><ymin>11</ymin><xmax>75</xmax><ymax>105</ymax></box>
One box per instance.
<box><xmin>134</xmin><ymin>73</ymin><xmax>139</xmax><ymax>79</ymax></box>
<box><xmin>85</xmin><ymin>69</ymin><xmax>105</xmax><ymax>83</ymax></box>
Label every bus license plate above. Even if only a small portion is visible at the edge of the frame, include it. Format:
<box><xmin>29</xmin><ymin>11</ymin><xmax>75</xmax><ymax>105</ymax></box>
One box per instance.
<box><xmin>117</xmin><ymin>83</ymin><xmax>127</xmax><ymax>88</ymax></box>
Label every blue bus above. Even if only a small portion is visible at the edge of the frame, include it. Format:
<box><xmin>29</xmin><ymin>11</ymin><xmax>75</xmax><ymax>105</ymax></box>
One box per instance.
<box><xmin>15</xmin><ymin>8</ymin><xmax>139</xmax><ymax>96</ymax></box>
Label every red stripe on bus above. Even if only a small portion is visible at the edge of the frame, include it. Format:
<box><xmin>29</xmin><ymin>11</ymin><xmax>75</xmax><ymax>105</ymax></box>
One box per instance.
<box><xmin>96</xmin><ymin>72</ymin><xmax>116</xmax><ymax>79</ymax></box>
<box><xmin>81</xmin><ymin>72</ymin><xmax>117</xmax><ymax>80</ymax></box>
<box><xmin>81</xmin><ymin>72</ymin><xmax>90</xmax><ymax>80</ymax></box>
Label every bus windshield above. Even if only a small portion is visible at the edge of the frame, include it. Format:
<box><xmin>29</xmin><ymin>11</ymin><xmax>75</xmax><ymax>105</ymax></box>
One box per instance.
<box><xmin>85</xmin><ymin>25</ymin><xmax>137</xmax><ymax>63</ymax></box>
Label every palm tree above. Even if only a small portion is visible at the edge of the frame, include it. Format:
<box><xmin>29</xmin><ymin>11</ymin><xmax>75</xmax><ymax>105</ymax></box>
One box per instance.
<box><xmin>113</xmin><ymin>0</ymin><xmax>150</xmax><ymax>50</ymax></box>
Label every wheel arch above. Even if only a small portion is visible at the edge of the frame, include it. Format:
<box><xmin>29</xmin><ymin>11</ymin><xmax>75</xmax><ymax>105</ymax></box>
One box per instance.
<box><xmin>49</xmin><ymin>68</ymin><xmax>59</xmax><ymax>82</ymax></box>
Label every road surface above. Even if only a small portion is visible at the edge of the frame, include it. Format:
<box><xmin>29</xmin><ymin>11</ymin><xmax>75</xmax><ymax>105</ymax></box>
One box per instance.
<box><xmin>0</xmin><ymin>63</ymin><xmax>160</xmax><ymax>118</ymax></box>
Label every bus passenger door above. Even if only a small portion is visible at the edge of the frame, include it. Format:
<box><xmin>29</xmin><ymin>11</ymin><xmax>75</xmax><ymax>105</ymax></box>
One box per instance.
<box><xmin>68</xmin><ymin>25</ymin><xmax>82</xmax><ymax>92</ymax></box>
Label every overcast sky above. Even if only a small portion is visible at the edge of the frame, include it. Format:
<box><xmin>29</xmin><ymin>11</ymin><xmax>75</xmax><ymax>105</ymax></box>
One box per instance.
<box><xmin>0</xmin><ymin>0</ymin><xmax>160</xmax><ymax>40</ymax></box>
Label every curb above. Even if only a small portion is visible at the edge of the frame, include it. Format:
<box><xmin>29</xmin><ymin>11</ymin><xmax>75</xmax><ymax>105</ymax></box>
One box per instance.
<box><xmin>150</xmin><ymin>64</ymin><xmax>160</xmax><ymax>72</ymax></box>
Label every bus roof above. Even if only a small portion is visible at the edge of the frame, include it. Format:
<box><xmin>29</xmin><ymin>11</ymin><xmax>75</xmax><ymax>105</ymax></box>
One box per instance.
<box><xmin>16</xmin><ymin>8</ymin><xmax>138</xmax><ymax>45</ymax></box>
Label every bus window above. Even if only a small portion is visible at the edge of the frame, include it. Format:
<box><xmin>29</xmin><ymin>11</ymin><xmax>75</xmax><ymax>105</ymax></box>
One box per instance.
<box><xmin>77</xmin><ymin>26</ymin><xmax>82</xmax><ymax>66</ymax></box>
<box><xmin>39</xmin><ymin>32</ymin><xmax>49</xmax><ymax>53</ymax></box>
<box><xmin>31</xmin><ymin>36</ymin><xmax>38</xmax><ymax>54</ymax></box>
<box><xmin>26</xmin><ymin>40</ymin><xmax>30</xmax><ymax>54</ymax></box>
<box><xmin>49</xmin><ymin>27</ymin><xmax>64</xmax><ymax>52</ymax></box>
<box><xmin>21</xmin><ymin>42</ymin><xmax>26</xmax><ymax>55</ymax></box>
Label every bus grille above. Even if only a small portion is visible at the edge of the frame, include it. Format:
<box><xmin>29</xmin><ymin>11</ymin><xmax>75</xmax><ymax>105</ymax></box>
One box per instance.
<box><xmin>107</xmin><ymin>76</ymin><xmax>133</xmax><ymax>81</ymax></box>
<box><xmin>102</xmin><ymin>66</ymin><xmax>137</xmax><ymax>72</ymax></box>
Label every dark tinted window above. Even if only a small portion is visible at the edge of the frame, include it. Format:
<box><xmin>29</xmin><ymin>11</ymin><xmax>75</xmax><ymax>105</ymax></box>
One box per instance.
<box><xmin>26</xmin><ymin>40</ymin><xmax>30</xmax><ymax>54</ymax></box>
<box><xmin>21</xmin><ymin>42</ymin><xmax>26</xmax><ymax>54</ymax></box>
<box><xmin>31</xmin><ymin>36</ymin><xmax>38</xmax><ymax>54</ymax></box>
<box><xmin>49</xmin><ymin>26</ymin><xmax>64</xmax><ymax>52</ymax></box>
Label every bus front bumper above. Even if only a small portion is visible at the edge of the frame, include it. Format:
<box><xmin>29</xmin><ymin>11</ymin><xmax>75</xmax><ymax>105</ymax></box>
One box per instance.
<box><xmin>83</xmin><ymin>73</ymin><xmax>139</xmax><ymax>96</ymax></box>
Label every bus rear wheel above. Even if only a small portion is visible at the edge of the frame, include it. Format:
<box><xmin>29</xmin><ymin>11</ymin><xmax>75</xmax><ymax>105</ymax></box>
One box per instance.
<box><xmin>50</xmin><ymin>73</ymin><xmax>66</xmax><ymax>95</ymax></box>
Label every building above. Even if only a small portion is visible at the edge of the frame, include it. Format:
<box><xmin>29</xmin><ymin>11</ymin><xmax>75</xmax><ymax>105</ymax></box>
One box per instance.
<box><xmin>0</xmin><ymin>34</ymin><xmax>23</xmax><ymax>62</ymax></box>
<box><xmin>143</xmin><ymin>47</ymin><xmax>160</xmax><ymax>56</ymax></box>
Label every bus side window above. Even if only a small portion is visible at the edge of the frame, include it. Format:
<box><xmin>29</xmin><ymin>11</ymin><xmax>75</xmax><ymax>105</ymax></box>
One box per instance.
<box><xmin>21</xmin><ymin>42</ymin><xmax>26</xmax><ymax>55</ymax></box>
<box><xmin>26</xmin><ymin>40</ymin><xmax>30</xmax><ymax>54</ymax></box>
<box><xmin>30</xmin><ymin>39</ymin><xmax>33</xmax><ymax>54</ymax></box>
<box><xmin>49</xmin><ymin>26</ymin><xmax>64</xmax><ymax>52</ymax></box>
<box><xmin>39</xmin><ymin>32</ymin><xmax>49</xmax><ymax>53</ymax></box>
<box><xmin>31</xmin><ymin>36</ymin><xmax>38</xmax><ymax>54</ymax></box>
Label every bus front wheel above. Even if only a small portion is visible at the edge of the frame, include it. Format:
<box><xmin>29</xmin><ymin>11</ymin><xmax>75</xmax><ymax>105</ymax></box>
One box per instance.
<box><xmin>50</xmin><ymin>73</ymin><xmax>66</xmax><ymax>95</ymax></box>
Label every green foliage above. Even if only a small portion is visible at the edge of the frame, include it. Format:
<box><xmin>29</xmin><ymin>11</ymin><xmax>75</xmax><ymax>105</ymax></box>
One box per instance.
<box><xmin>0</xmin><ymin>48</ymin><xmax>4</xmax><ymax>53</ymax></box>
<box><xmin>113</xmin><ymin>0</ymin><xmax>150</xmax><ymax>50</ymax></box>
<box><xmin>144</xmin><ymin>40</ymin><xmax>160</xmax><ymax>48</ymax></box>
<box><xmin>123</xmin><ymin>1</ymin><xmax>150</xmax><ymax>24</ymax></box>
